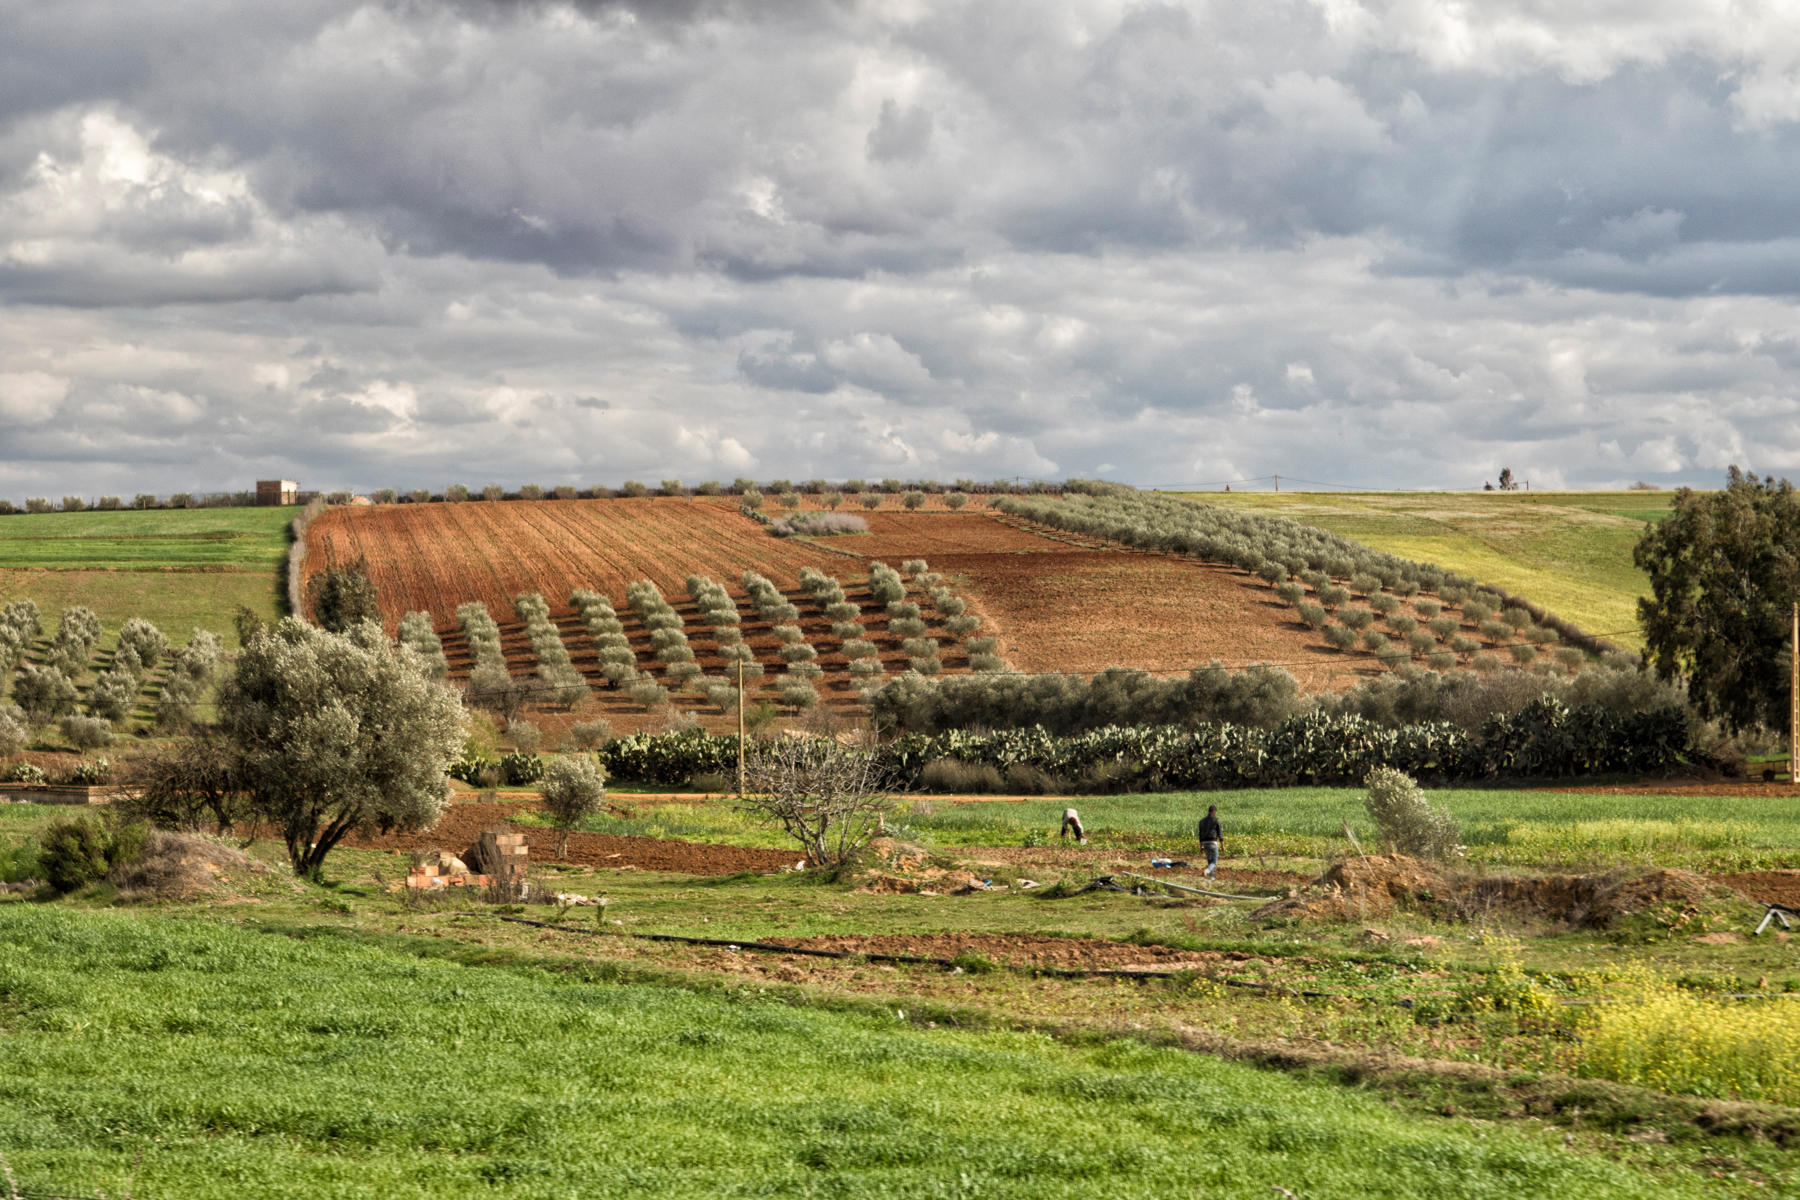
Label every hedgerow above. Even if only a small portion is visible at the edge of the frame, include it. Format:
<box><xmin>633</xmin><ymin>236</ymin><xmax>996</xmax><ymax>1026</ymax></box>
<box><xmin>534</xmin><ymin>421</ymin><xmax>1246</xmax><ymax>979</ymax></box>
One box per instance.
<box><xmin>513</xmin><ymin>593</ymin><xmax>588</xmax><ymax>706</ymax></box>
<box><xmin>397</xmin><ymin>611</ymin><xmax>449</xmax><ymax>678</ymax></box>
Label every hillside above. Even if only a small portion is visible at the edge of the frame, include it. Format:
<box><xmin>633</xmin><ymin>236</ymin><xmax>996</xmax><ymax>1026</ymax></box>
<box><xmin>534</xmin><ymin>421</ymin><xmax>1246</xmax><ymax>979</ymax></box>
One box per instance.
<box><xmin>1175</xmin><ymin>489</ymin><xmax>1668</xmax><ymax>649</ymax></box>
<box><xmin>0</xmin><ymin>506</ymin><xmax>290</xmax><ymax>647</ymax></box>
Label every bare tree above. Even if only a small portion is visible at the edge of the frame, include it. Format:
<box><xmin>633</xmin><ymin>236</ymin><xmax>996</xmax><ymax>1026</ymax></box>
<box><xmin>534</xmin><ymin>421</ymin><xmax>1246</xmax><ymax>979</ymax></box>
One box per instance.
<box><xmin>739</xmin><ymin>718</ymin><xmax>897</xmax><ymax>867</ymax></box>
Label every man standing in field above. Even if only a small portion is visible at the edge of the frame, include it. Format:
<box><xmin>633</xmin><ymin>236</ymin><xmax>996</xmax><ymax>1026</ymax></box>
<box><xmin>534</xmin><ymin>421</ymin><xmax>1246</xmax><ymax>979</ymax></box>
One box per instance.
<box><xmin>1196</xmin><ymin>805</ymin><xmax>1222</xmax><ymax>879</ymax></box>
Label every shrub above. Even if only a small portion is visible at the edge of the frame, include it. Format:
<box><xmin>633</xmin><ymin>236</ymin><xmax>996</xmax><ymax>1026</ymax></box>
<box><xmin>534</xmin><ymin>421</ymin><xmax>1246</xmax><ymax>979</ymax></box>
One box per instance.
<box><xmin>1318</xmin><ymin>584</ymin><xmax>1349</xmax><ymax>609</ymax></box>
<box><xmin>519</xmin><ymin>483</ymin><xmax>545</xmax><ymax>500</ymax></box>
<box><xmin>849</xmin><ymin>657</ymin><xmax>885</xmax><ymax>678</ymax></box>
<box><xmin>61</xmin><ymin>496</ymin><xmax>87</xmax><ymax>513</ymax></box>
<box><xmin>39</xmin><ymin>816</ymin><xmax>146</xmax><ymax>893</ymax></box>
<box><xmin>1555</xmin><ymin>646</ymin><xmax>1586</xmax><ymax>671</ymax></box>
<box><xmin>552</xmin><ymin>485</ymin><xmax>577</xmax><ymax>500</ymax></box>
<box><xmin>902</xmin><ymin>490</ymin><xmax>927</xmax><ymax>510</ymax></box>
<box><xmin>1274</xmin><ymin>582</ymin><xmax>1306</xmax><ymax>605</ymax></box>
<box><xmin>742</xmin><ymin>490</ymin><xmax>765</xmax><ymax>510</ymax></box>
<box><xmin>859</xmin><ymin>493</ymin><xmax>882</xmax><ymax>510</ymax></box>
<box><xmin>621</xmin><ymin>481</ymin><xmax>648</xmax><ymax>498</ymax></box>
<box><xmin>1428</xmin><ymin>616</ymin><xmax>1460</xmax><ymax>641</ymax></box>
<box><xmin>779</xmin><ymin>642</ymin><xmax>818</xmax><ymax>664</ymax></box>
<box><xmin>445</xmin><ymin>484</ymin><xmax>469</xmax><ymax>502</ymax></box>
<box><xmin>1340</xmin><ymin>607</ymin><xmax>1374</xmax><ymax>632</ymax></box>
<box><xmin>507</xmin><ymin>719</ymin><xmax>543</xmax><ymax>755</ymax></box>
<box><xmin>133</xmin><ymin>493</ymin><xmax>159</xmax><ymax>510</ymax></box>
<box><xmin>569</xmin><ymin>719</ymin><xmax>614</xmax><ymax>749</ymax></box>
<box><xmin>1362</xmin><ymin>767</ymin><xmax>1459</xmax><ymax>861</ymax></box>
<box><xmin>482</xmin><ymin>485</ymin><xmax>504</xmax><ymax>501</ymax></box>
<box><xmin>842</xmin><ymin>639</ymin><xmax>879</xmax><ymax>660</ymax></box>
<box><xmin>660</xmin><ymin>479</ymin><xmax>684</xmax><ymax>497</ymax></box>
<box><xmin>1361</xmin><ymin>629</ymin><xmax>1390</xmax><ymax>654</ymax></box>
<box><xmin>1478</xmin><ymin>619</ymin><xmax>1512</xmax><ymax>642</ymax></box>
<box><xmin>1322</xmin><ymin>625</ymin><xmax>1358</xmax><ymax>651</ymax></box>
<box><xmin>60</xmin><ymin>715</ymin><xmax>115</xmax><ymax>752</ymax></box>
<box><xmin>944</xmin><ymin>492</ymin><xmax>969</xmax><ymax>510</ymax></box>
<box><xmin>1368</xmin><ymin>593</ymin><xmax>1400</xmax><ymax>617</ymax></box>
<box><xmin>96</xmin><ymin>496</ymin><xmax>121</xmax><ymax>511</ymax></box>
<box><xmin>1414</xmin><ymin>599</ymin><xmax>1442</xmax><ymax>620</ymax></box>
<box><xmin>1472</xmin><ymin>652</ymin><xmax>1500</xmax><ymax>673</ymax></box>
<box><xmin>1296</xmin><ymin>601</ymin><xmax>1327</xmax><ymax>629</ymax></box>
<box><xmin>1501</xmin><ymin>606</ymin><xmax>1532</xmax><ymax>631</ymax></box>
<box><xmin>1509</xmin><ymin>642</ymin><xmax>1538</xmax><ymax>665</ymax></box>
<box><xmin>372</xmin><ymin>488</ymin><xmax>397</xmax><ymax>504</ymax></box>
<box><xmin>944</xmin><ymin>614</ymin><xmax>980</xmax><ymax>637</ymax></box>
<box><xmin>969</xmin><ymin>653</ymin><xmax>1004</xmax><ymax>672</ymax></box>
<box><xmin>1427</xmin><ymin>649</ymin><xmax>1458</xmax><ymax>671</ymax></box>
<box><xmin>667</xmin><ymin>661</ymin><xmax>702</xmax><ymax>685</ymax></box>
<box><xmin>1450</xmin><ymin>635</ymin><xmax>1480</xmax><ymax>656</ymax></box>
<box><xmin>1388</xmin><ymin>614</ymin><xmax>1417</xmax><ymax>636</ymax></box>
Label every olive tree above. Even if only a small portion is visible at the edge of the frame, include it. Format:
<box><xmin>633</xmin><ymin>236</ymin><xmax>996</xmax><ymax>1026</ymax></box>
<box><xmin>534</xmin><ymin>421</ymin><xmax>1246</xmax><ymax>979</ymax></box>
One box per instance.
<box><xmin>219</xmin><ymin>618</ymin><xmax>462</xmax><ymax>877</ymax></box>
<box><xmin>541</xmin><ymin>754</ymin><xmax>608</xmax><ymax>859</ymax></box>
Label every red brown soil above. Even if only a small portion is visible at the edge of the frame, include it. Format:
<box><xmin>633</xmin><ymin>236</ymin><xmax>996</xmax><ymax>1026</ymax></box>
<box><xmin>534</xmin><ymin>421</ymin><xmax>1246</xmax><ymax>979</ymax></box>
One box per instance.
<box><xmin>1551</xmin><ymin>780</ymin><xmax>1800</xmax><ymax>797</ymax></box>
<box><xmin>343</xmin><ymin>801</ymin><xmax>801</xmax><ymax>875</ymax></box>
<box><xmin>767</xmin><ymin>932</ymin><xmax>1236</xmax><ymax>970</ymax></box>
<box><xmin>1717</xmin><ymin>871</ymin><xmax>1800</xmax><ymax>909</ymax></box>
<box><xmin>304</xmin><ymin>498</ymin><xmax>840</xmax><ymax>631</ymax></box>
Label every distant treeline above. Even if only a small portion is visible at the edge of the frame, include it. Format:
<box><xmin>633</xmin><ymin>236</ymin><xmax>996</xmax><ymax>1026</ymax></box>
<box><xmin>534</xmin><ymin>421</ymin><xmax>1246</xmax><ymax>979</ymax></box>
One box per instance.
<box><xmin>0</xmin><ymin>478</ymin><xmax>1064</xmax><ymax>514</ymax></box>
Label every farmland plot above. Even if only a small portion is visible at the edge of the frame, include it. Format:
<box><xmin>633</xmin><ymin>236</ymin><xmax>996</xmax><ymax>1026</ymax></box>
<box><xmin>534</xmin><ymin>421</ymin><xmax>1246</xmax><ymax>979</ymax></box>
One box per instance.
<box><xmin>302</xmin><ymin>499</ymin><xmax>837</xmax><ymax>630</ymax></box>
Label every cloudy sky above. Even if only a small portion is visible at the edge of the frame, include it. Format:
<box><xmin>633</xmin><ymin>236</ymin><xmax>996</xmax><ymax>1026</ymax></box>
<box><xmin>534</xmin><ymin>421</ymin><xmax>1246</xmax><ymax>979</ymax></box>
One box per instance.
<box><xmin>3</xmin><ymin>0</ymin><xmax>1800</xmax><ymax>497</ymax></box>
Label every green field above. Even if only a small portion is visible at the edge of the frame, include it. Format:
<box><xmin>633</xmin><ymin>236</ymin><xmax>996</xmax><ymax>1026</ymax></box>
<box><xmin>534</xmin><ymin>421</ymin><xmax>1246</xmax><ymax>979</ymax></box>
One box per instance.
<box><xmin>0</xmin><ymin>507</ymin><xmax>292</xmax><ymax>645</ymax></box>
<box><xmin>1172</xmin><ymin>490</ymin><xmax>1674</xmax><ymax>649</ymax></box>
<box><xmin>541</xmin><ymin>786</ymin><xmax>1800</xmax><ymax>874</ymax></box>
<box><xmin>0</xmin><ymin>906</ymin><xmax>1734</xmax><ymax>1199</ymax></box>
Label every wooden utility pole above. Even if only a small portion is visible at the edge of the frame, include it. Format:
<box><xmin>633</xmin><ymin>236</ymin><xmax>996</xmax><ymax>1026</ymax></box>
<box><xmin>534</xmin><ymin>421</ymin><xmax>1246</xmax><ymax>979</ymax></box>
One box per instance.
<box><xmin>1273</xmin><ymin>474</ymin><xmax>1279</xmax><ymax>492</ymax></box>
<box><xmin>736</xmin><ymin>656</ymin><xmax>746</xmax><ymax>796</ymax></box>
<box><xmin>1790</xmin><ymin>601</ymin><xmax>1797</xmax><ymax>788</ymax></box>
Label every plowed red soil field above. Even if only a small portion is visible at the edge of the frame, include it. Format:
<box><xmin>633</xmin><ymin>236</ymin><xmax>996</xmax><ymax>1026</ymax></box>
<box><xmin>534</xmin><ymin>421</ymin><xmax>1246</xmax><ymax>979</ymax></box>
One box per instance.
<box><xmin>818</xmin><ymin>511</ymin><xmax>1370</xmax><ymax>691</ymax></box>
<box><xmin>304</xmin><ymin>499</ymin><xmax>837</xmax><ymax>630</ymax></box>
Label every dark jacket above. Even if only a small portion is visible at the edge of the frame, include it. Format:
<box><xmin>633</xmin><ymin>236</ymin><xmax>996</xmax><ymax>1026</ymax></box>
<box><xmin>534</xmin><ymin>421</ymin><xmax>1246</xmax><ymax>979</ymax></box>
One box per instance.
<box><xmin>1196</xmin><ymin>814</ymin><xmax>1222</xmax><ymax>842</ymax></box>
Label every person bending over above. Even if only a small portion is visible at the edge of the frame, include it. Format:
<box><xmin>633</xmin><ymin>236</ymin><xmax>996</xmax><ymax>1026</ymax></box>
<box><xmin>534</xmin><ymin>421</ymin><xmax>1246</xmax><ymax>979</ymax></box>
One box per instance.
<box><xmin>1060</xmin><ymin>807</ymin><xmax>1087</xmax><ymax>844</ymax></box>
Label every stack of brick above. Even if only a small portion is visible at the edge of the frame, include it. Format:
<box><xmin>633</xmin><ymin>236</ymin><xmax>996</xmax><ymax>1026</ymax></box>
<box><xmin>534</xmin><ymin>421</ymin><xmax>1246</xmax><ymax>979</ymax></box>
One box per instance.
<box><xmin>474</xmin><ymin>830</ymin><xmax>530</xmax><ymax>884</ymax></box>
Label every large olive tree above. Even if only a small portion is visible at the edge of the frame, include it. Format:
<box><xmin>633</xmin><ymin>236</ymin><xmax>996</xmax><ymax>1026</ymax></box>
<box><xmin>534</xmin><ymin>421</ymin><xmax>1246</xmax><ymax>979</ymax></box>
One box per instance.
<box><xmin>220</xmin><ymin>618</ymin><xmax>462</xmax><ymax>876</ymax></box>
<box><xmin>1635</xmin><ymin>467</ymin><xmax>1800</xmax><ymax>732</ymax></box>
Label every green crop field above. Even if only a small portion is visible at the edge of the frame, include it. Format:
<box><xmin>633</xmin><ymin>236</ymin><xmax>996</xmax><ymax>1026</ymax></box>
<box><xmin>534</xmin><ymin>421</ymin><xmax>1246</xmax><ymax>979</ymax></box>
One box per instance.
<box><xmin>0</xmin><ymin>507</ymin><xmax>293</xmax><ymax>645</ymax></box>
<box><xmin>1170</xmin><ymin>490</ymin><xmax>1675</xmax><ymax>650</ymax></box>
<box><xmin>0</xmin><ymin>906</ymin><xmax>1729</xmax><ymax>1199</ymax></box>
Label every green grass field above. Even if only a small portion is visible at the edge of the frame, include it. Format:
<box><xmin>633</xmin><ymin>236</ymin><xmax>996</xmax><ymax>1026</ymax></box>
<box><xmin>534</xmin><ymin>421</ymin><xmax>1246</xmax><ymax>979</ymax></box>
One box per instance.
<box><xmin>536</xmin><ymin>786</ymin><xmax>1800</xmax><ymax>874</ymax></box>
<box><xmin>0</xmin><ymin>506</ymin><xmax>292</xmax><ymax>645</ymax></box>
<box><xmin>0</xmin><ymin>906</ymin><xmax>1733</xmax><ymax>1199</ymax></box>
<box><xmin>1172</xmin><ymin>490</ymin><xmax>1673</xmax><ymax>649</ymax></box>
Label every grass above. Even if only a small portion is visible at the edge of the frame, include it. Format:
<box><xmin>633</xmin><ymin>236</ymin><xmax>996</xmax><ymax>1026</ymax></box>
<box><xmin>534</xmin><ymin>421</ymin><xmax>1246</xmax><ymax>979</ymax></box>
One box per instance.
<box><xmin>0</xmin><ymin>507</ymin><xmax>292</xmax><ymax>647</ymax></box>
<box><xmin>495</xmin><ymin>784</ymin><xmax>1800</xmax><ymax>872</ymax></box>
<box><xmin>1172</xmin><ymin>490</ymin><xmax>1674</xmax><ymax>649</ymax></box>
<box><xmin>1579</xmin><ymin>971</ymin><xmax>1800</xmax><ymax>1106</ymax></box>
<box><xmin>0</xmin><ymin>906</ymin><xmax>1743</xmax><ymax>1199</ymax></box>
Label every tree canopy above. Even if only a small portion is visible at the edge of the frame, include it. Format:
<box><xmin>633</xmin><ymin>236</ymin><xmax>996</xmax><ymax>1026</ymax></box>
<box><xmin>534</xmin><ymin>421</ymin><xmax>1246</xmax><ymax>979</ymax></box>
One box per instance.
<box><xmin>1634</xmin><ymin>467</ymin><xmax>1800</xmax><ymax>732</ymax></box>
<box><xmin>305</xmin><ymin>558</ymin><xmax>380</xmax><ymax>633</ymax></box>
<box><xmin>219</xmin><ymin>617</ymin><xmax>462</xmax><ymax>875</ymax></box>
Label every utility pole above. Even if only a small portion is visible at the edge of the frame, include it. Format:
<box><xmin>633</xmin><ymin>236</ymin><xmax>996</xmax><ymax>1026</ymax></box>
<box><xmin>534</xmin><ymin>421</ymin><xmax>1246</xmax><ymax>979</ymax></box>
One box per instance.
<box><xmin>1273</xmin><ymin>474</ymin><xmax>1279</xmax><ymax>493</ymax></box>
<box><xmin>736</xmin><ymin>656</ymin><xmax>746</xmax><ymax>796</ymax></box>
<box><xmin>1791</xmin><ymin>601</ymin><xmax>1797</xmax><ymax>788</ymax></box>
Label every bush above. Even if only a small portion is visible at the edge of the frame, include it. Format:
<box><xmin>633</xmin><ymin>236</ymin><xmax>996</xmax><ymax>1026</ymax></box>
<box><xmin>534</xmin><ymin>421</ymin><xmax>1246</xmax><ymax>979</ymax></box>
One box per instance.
<box><xmin>1322</xmin><ymin>625</ymin><xmax>1358</xmax><ymax>651</ymax></box>
<box><xmin>1296</xmin><ymin>601</ymin><xmax>1327</xmax><ymax>629</ymax></box>
<box><xmin>1340</xmin><ymin>607</ymin><xmax>1375</xmax><ymax>632</ymax></box>
<box><xmin>39</xmin><ymin>816</ymin><xmax>146</xmax><ymax>893</ymax></box>
<box><xmin>629</xmin><ymin>680</ymin><xmax>670</xmax><ymax>710</ymax></box>
<box><xmin>0</xmin><ymin>707</ymin><xmax>25</xmax><ymax>759</ymax></box>
<box><xmin>86</xmin><ymin>669</ymin><xmax>138</xmax><ymax>724</ymax></box>
<box><xmin>507</xmin><ymin>719</ymin><xmax>542</xmax><ymax>755</ymax></box>
<box><xmin>569</xmin><ymin>718</ymin><xmax>614</xmax><ymax>749</ymax></box>
<box><xmin>1362</xmin><ymin>768</ymin><xmax>1460</xmax><ymax>861</ymax></box>
<box><xmin>944</xmin><ymin>614</ymin><xmax>980</xmax><ymax>637</ymax></box>
<box><xmin>1274</xmin><ymin>582</ymin><xmax>1306</xmax><ymax>605</ymax></box>
<box><xmin>778</xmin><ymin>680</ymin><xmax>818</xmax><ymax>711</ymax></box>
<box><xmin>60</xmin><ymin>715</ymin><xmax>115</xmax><ymax>752</ymax></box>
<box><xmin>1428</xmin><ymin>617</ymin><xmax>1460</xmax><ymax>641</ymax></box>
<box><xmin>902</xmin><ymin>490</ymin><xmax>927</xmax><ymax>510</ymax></box>
<box><xmin>859</xmin><ymin>493</ymin><xmax>882</xmax><ymax>510</ymax></box>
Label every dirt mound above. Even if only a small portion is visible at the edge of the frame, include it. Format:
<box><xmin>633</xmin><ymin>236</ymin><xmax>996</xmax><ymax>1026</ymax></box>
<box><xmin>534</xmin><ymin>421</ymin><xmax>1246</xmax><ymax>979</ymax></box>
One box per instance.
<box><xmin>346</xmin><ymin>801</ymin><xmax>803</xmax><ymax>876</ymax></box>
<box><xmin>1256</xmin><ymin>854</ymin><xmax>1447</xmax><ymax>921</ymax></box>
<box><xmin>769</xmin><ymin>932</ymin><xmax>1234</xmax><ymax>971</ymax></box>
<box><xmin>1469</xmin><ymin>867</ymin><xmax>1715</xmax><ymax>929</ymax></box>
<box><xmin>1717</xmin><ymin>870</ymin><xmax>1800</xmax><ymax>910</ymax></box>
<box><xmin>850</xmin><ymin>837</ymin><xmax>984</xmax><ymax>894</ymax></box>
<box><xmin>1259</xmin><ymin>854</ymin><xmax>1725</xmax><ymax>929</ymax></box>
<box><xmin>113</xmin><ymin>831</ymin><xmax>277</xmax><ymax>901</ymax></box>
